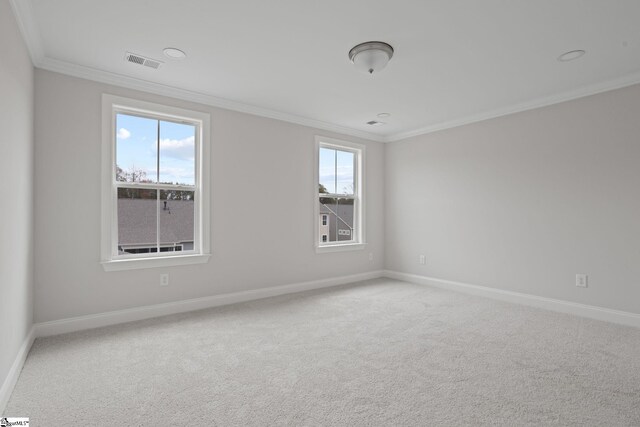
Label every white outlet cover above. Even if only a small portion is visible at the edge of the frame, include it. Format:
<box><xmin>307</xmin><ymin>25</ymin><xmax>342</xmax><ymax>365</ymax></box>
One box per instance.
<box><xmin>160</xmin><ymin>274</ymin><xmax>169</xmax><ymax>286</ymax></box>
<box><xmin>575</xmin><ymin>274</ymin><xmax>588</xmax><ymax>288</ymax></box>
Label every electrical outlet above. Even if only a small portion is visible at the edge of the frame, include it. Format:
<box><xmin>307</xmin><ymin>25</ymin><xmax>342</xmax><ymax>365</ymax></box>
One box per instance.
<box><xmin>369</xmin><ymin>252</ymin><xmax>374</xmax><ymax>261</ymax></box>
<box><xmin>160</xmin><ymin>273</ymin><xmax>169</xmax><ymax>286</ymax></box>
<box><xmin>419</xmin><ymin>255</ymin><xmax>426</xmax><ymax>265</ymax></box>
<box><xmin>575</xmin><ymin>274</ymin><xmax>588</xmax><ymax>288</ymax></box>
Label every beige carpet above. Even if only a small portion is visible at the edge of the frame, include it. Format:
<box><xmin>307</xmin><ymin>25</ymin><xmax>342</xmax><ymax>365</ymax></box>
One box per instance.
<box><xmin>5</xmin><ymin>278</ymin><xmax>640</xmax><ymax>426</ymax></box>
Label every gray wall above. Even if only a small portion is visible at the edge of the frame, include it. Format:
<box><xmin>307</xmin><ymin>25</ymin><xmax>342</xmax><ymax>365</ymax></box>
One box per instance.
<box><xmin>386</xmin><ymin>84</ymin><xmax>640</xmax><ymax>314</ymax></box>
<box><xmin>0</xmin><ymin>0</ymin><xmax>35</xmax><ymax>392</ymax></box>
<box><xmin>34</xmin><ymin>70</ymin><xmax>385</xmax><ymax>323</ymax></box>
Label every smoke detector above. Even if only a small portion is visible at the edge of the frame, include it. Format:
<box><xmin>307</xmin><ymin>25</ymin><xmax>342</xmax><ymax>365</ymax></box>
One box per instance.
<box><xmin>124</xmin><ymin>52</ymin><xmax>163</xmax><ymax>69</ymax></box>
<box><xmin>557</xmin><ymin>50</ymin><xmax>586</xmax><ymax>62</ymax></box>
<box><xmin>163</xmin><ymin>48</ymin><xmax>186</xmax><ymax>60</ymax></box>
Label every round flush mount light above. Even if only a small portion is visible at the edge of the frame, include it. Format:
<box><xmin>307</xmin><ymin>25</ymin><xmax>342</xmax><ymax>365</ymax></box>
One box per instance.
<box><xmin>349</xmin><ymin>41</ymin><xmax>394</xmax><ymax>74</ymax></box>
<box><xmin>557</xmin><ymin>50</ymin><xmax>586</xmax><ymax>62</ymax></box>
<box><xmin>377</xmin><ymin>112</ymin><xmax>391</xmax><ymax>118</ymax></box>
<box><xmin>163</xmin><ymin>47</ymin><xmax>186</xmax><ymax>59</ymax></box>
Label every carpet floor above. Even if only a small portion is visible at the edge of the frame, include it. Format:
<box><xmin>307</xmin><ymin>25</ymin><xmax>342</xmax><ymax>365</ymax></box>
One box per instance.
<box><xmin>5</xmin><ymin>278</ymin><xmax>640</xmax><ymax>426</ymax></box>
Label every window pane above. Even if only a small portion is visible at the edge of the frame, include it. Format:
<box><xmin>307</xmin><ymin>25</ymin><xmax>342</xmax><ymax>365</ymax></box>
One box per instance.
<box><xmin>116</xmin><ymin>113</ymin><xmax>158</xmax><ymax>183</ymax></box>
<box><xmin>160</xmin><ymin>190</ymin><xmax>195</xmax><ymax>252</ymax></box>
<box><xmin>319</xmin><ymin>147</ymin><xmax>336</xmax><ymax>194</ymax></box>
<box><xmin>159</xmin><ymin>120</ymin><xmax>196</xmax><ymax>186</ymax></box>
<box><xmin>336</xmin><ymin>150</ymin><xmax>354</xmax><ymax>195</ymax></box>
<box><xmin>117</xmin><ymin>188</ymin><xmax>158</xmax><ymax>254</ymax></box>
<box><xmin>319</xmin><ymin>196</ymin><xmax>355</xmax><ymax>243</ymax></box>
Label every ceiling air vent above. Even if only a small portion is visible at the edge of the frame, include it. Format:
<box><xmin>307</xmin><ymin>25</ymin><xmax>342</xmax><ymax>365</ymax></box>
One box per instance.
<box><xmin>124</xmin><ymin>52</ymin><xmax>163</xmax><ymax>69</ymax></box>
<box><xmin>366</xmin><ymin>120</ymin><xmax>385</xmax><ymax>126</ymax></box>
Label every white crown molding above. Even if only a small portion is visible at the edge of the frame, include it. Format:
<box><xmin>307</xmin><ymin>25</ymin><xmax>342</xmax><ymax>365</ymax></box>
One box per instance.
<box><xmin>36</xmin><ymin>54</ymin><xmax>640</xmax><ymax>145</ymax></box>
<box><xmin>10</xmin><ymin>0</ymin><xmax>640</xmax><ymax>144</ymax></box>
<box><xmin>384</xmin><ymin>270</ymin><xmax>640</xmax><ymax>328</ymax></box>
<box><xmin>36</xmin><ymin>56</ymin><xmax>387</xmax><ymax>143</ymax></box>
<box><xmin>385</xmin><ymin>71</ymin><xmax>640</xmax><ymax>142</ymax></box>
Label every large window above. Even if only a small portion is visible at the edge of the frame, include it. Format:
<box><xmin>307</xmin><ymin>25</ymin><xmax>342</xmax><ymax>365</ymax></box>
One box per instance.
<box><xmin>101</xmin><ymin>95</ymin><xmax>210</xmax><ymax>271</ymax></box>
<box><xmin>315</xmin><ymin>137</ymin><xmax>364</xmax><ymax>252</ymax></box>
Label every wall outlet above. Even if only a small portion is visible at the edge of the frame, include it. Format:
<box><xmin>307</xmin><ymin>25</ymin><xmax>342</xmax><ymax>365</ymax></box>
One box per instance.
<box><xmin>369</xmin><ymin>252</ymin><xmax>374</xmax><ymax>261</ymax></box>
<box><xmin>575</xmin><ymin>274</ymin><xmax>588</xmax><ymax>288</ymax></box>
<box><xmin>419</xmin><ymin>255</ymin><xmax>426</xmax><ymax>265</ymax></box>
<box><xmin>160</xmin><ymin>273</ymin><xmax>169</xmax><ymax>286</ymax></box>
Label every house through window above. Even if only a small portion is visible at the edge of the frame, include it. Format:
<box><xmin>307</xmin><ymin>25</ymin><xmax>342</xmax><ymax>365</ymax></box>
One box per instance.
<box><xmin>316</xmin><ymin>137</ymin><xmax>363</xmax><ymax>250</ymax></box>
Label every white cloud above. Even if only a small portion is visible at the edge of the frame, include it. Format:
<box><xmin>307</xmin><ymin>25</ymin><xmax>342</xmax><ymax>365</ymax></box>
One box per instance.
<box><xmin>159</xmin><ymin>136</ymin><xmax>195</xmax><ymax>161</ymax></box>
<box><xmin>159</xmin><ymin>166</ymin><xmax>195</xmax><ymax>186</ymax></box>
<box><xmin>117</xmin><ymin>128</ymin><xmax>131</xmax><ymax>139</ymax></box>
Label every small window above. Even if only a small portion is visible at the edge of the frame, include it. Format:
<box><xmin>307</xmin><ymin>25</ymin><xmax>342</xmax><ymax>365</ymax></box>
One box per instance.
<box><xmin>315</xmin><ymin>136</ymin><xmax>364</xmax><ymax>252</ymax></box>
<box><xmin>101</xmin><ymin>95</ymin><xmax>211</xmax><ymax>271</ymax></box>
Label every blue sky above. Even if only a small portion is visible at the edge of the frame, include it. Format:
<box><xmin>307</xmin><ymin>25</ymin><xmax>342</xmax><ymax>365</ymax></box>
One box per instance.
<box><xmin>116</xmin><ymin>113</ymin><xmax>195</xmax><ymax>185</ymax></box>
<box><xmin>319</xmin><ymin>147</ymin><xmax>354</xmax><ymax>195</ymax></box>
<box><xmin>117</xmin><ymin>113</ymin><xmax>352</xmax><ymax>192</ymax></box>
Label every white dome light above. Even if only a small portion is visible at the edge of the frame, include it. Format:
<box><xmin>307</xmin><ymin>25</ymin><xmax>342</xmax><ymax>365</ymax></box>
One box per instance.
<box><xmin>349</xmin><ymin>41</ymin><xmax>394</xmax><ymax>75</ymax></box>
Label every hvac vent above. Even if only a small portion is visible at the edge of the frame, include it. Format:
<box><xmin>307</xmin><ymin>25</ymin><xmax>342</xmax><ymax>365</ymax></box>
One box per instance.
<box><xmin>125</xmin><ymin>52</ymin><xmax>163</xmax><ymax>69</ymax></box>
<box><xmin>366</xmin><ymin>120</ymin><xmax>385</xmax><ymax>126</ymax></box>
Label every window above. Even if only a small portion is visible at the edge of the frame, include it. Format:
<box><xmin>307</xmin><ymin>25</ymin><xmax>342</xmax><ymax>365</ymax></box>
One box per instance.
<box><xmin>315</xmin><ymin>136</ymin><xmax>365</xmax><ymax>252</ymax></box>
<box><xmin>101</xmin><ymin>95</ymin><xmax>211</xmax><ymax>271</ymax></box>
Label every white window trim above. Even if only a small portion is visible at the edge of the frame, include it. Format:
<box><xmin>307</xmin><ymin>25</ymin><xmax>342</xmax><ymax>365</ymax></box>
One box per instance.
<box><xmin>101</xmin><ymin>94</ymin><xmax>211</xmax><ymax>271</ymax></box>
<box><xmin>314</xmin><ymin>136</ymin><xmax>366</xmax><ymax>253</ymax></box>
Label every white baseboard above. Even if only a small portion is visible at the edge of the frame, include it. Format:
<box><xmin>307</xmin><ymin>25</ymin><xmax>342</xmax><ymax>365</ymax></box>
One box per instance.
<box><xmin>35</xmin><ymin>270</ymin><xmax>384</xmax><ymax>337</ymax></box>
<box><xmin>0</xmin><ymin>326</ymin><xmax>35</xmax><ymax>415</ymax></box>
<box><xmin>384</xmin><ymin>270</ymin><xmax>640</xmax><ymax>328</ymax></box>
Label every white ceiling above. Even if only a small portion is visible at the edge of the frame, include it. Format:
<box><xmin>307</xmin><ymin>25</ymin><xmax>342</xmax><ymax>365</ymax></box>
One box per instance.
<box><xmin>11</xmin><ymin>0</ymin><xmax>640</xmax><ymax>142</ymax></box>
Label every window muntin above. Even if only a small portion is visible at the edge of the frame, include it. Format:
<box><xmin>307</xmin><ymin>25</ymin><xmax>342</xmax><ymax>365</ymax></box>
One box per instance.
<box><xmin>316</xmin><ymin>138</ymin><xmax>363</xmax><ymax>249</ymax></box>
<box><xmin>102</xmin><ymin>95</ymin><xmax>210</xmax><ymax>270</ymax></box>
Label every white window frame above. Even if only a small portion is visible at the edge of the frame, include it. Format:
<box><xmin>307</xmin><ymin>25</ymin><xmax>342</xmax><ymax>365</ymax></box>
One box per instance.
<box><xmin>101</xmin><ymin>94</ymin><xmax>211</xmax><ymax>271</ymax></box>
<box><xmin>314</xmin><ymin>136</ymin><xmax>365</xmax><ymax>253</ymax></box>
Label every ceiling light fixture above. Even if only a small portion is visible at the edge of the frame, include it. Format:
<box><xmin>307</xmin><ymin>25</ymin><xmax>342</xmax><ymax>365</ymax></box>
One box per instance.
<box><xmin>163</xmin><ymin>47</ymin><xmax>187</xmax><ymax>60</ymax></box>
<box><xmin>557</xmin><ymin>49</ymin><xmax>585</xmax><ymax>62</ymax></box>
<box><xmin>349</xmin><ymin>41</ymin><xmax>394</xmax><ymax>74</ymax></box>
<box><xmin>377</xmin><ymin>112</ymin><xmax>391</xmax><ymax>118</ymax></box>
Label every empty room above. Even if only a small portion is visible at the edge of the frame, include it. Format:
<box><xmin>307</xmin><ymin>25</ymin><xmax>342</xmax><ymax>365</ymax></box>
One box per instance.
<box><xmin>2</xmin><ymin>0</ymin><xmax>640</xmax><ymax>425</ymax></box>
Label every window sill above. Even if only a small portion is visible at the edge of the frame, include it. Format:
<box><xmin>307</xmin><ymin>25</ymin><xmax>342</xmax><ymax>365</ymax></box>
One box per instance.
<box><xmin>316</xmin><ymin>243</ymin><xmax>366</xmax><ymax>254</ymax></box>
<box><xmin>101</xmin><ymin>254</ymin><xmax>211</xmax><ymax>272</ymax></box>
